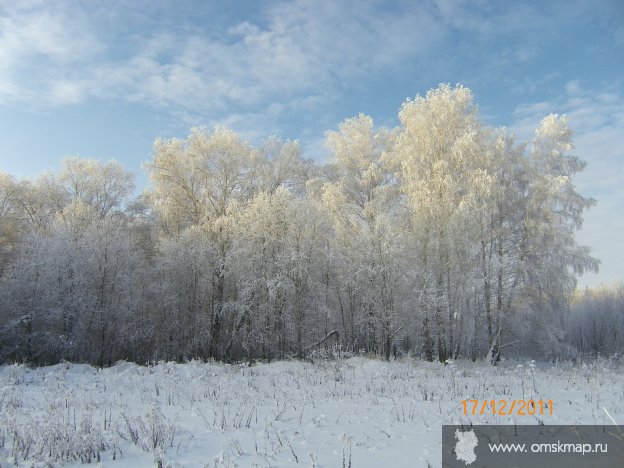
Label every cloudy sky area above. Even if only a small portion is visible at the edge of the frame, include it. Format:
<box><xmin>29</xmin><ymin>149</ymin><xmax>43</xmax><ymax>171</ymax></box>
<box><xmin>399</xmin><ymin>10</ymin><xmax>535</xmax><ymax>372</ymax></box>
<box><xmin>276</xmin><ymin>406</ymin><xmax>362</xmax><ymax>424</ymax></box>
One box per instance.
<box><xmin>0</xmin><ymin>0</ymin><xmax>622</xmax><ymax>287</ymax></box>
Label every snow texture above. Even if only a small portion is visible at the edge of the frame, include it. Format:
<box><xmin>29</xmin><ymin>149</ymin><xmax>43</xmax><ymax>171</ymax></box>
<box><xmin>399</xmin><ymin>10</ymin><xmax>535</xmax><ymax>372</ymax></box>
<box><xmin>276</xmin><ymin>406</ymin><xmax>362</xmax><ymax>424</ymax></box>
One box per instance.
<box><xmin>0</xmin><ymin>356</ymin><xmax>622</xmax><ymax>467</ymax></box>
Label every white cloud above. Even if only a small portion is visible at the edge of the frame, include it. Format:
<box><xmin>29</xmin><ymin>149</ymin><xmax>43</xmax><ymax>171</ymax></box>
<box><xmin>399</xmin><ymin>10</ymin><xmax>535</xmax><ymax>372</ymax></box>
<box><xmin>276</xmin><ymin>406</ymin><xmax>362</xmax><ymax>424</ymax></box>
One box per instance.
<box><xmin>0</xmin><ymin>0</ymin><xmax>102</xmax><ymax>103</ymax></box>
<box><xmin>0</xmin><ymin>0</ymin><xmax>472</xmax><ymax>113</ymax></box>
<box><xmin>48</xmin><ymin>80</ymin><xmax>86</xmax><ymax>105</ymax></box>
<box><xmin>0</xmin><ymin>0</ymin><xmax>609</xmax><ymax>120</ymax></box>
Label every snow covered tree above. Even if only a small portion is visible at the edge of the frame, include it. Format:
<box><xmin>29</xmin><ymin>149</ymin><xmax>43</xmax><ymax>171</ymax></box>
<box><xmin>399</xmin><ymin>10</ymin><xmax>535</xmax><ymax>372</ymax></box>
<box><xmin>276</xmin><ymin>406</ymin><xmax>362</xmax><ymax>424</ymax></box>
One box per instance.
<box><xmin>0</xmin><ymin>158</ymin><xmax>140</xmax><ymax>364</ymax></box>
<box><xmin>322</xmin><ymin>114</ymin><xmax>403</xmax><ymax>358</ymax></box>
<box><xmin>147</xmin><ymin>226</ymin><xmax>217</xmax><ymax>361</ymax></box>
<box><xmin>0</xmin><ymin>173</ymin><xmax>20</xmax><ymax>278</ymax></box>
<box><xmin>59</xmin><ymin>157</ymin><xmax>134</xmax><ymax>218</ymax></box>
<box><xmin>231</xmin><ymin>188</ymin><xmax>331</xmax><ymax>360</ymax></box>
<box><xmin>257</xmin><ymin>137</ymin><xmax>310</xmax><ymax>195</ymax></box>
<box><xmin>566</xmin><ymin>283</ymin><xmax>624</xmax><ymax>356</ymax></box>
<box><xmin>390</xmin><ymin>85</ymin><xmax>487</xmax><ymax>361</ymax></box>
<box><xmin>0</xmin><ymin>206</ymin><xmax>143</xmax><ymax>364</ymax></box>
<box><xmin>146</xmin><ymin>127</ymin><xmax>262</xmax><ymax>358</ymax></box>
<box><xmin>146</xmin><ymin>127</ymin><xmax>260</xmax><ymax>234</ymax></box>
<box><xmin>508</xmin><ymin>115</ymin><xmax>599</xmax><ymax>358</ymax></box>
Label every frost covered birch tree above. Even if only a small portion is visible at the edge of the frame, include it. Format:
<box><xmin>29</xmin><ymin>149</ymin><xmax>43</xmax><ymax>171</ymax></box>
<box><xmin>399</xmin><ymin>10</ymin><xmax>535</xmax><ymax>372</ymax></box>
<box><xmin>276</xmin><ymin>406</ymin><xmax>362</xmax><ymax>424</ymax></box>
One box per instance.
<box><xmin>322</xmin><ymin>114</ymin><xmax>403</xmax><ymax>358</ymax></box>
<box><xmin>390</xmin><ymin>85</ymin><xmax>487</xmax><ymax>361</ymax></box>
<box><xmin>509</xmin><ymin>115</ymin><xmax>599</xmax><ymax>357</ymax></box>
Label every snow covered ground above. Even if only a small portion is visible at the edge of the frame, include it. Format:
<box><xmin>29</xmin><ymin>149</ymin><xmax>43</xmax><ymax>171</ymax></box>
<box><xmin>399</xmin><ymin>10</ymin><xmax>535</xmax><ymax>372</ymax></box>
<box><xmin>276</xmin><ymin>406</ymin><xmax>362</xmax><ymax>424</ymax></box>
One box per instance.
<box><xmin>1</xmin><ymin>356</ymin><xmax>622</xmax><ymax>467</ymax></box>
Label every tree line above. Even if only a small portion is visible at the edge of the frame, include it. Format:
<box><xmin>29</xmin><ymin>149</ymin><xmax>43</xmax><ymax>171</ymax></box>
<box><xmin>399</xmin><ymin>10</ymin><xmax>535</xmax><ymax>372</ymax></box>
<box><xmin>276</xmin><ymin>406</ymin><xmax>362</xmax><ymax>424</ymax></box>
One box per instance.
<box><xmin>566</xmin><ymin>283</ymin><xmax>624</xmax><ymax>357</ymax></box>
<box><xmin>0</xmin><ymin>84</ymin><xmax>603</xmax><ymax>366</ymax></box>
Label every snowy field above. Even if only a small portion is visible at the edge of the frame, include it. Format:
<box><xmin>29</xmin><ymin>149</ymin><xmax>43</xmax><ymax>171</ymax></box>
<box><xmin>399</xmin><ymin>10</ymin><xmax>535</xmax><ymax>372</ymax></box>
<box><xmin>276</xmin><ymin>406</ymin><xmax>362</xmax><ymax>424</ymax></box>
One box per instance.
<box><xmin>1</xmin><ymin>356</ymin><xmax>623</xmax><ymax>467</ymax></box>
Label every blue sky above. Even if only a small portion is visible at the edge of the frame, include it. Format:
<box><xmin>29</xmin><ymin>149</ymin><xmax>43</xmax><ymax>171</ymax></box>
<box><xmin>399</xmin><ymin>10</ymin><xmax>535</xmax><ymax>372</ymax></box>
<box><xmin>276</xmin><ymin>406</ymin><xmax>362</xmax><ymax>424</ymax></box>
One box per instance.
<box><xmin>0</xmin><ymin>0</ymin><xmax>622</xmax><ymax>288</ymax></box>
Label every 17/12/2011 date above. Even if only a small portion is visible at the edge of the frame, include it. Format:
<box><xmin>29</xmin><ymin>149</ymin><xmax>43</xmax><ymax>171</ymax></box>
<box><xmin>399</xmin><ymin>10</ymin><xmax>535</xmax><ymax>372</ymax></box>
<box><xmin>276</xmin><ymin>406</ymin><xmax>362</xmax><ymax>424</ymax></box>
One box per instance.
<box><xmin>461</xmin><ymin>399</ymin><xmax>554</xmax><ymax>416</ymax></box>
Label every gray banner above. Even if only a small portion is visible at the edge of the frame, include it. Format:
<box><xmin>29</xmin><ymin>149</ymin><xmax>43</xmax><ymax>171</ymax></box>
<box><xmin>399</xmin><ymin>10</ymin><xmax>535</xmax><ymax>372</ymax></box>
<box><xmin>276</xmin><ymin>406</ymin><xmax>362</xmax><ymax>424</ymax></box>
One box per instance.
<box><xmin>442</xmin><ymin>425</ymin><xmax>624</xmax><ymax>467</ymax></box>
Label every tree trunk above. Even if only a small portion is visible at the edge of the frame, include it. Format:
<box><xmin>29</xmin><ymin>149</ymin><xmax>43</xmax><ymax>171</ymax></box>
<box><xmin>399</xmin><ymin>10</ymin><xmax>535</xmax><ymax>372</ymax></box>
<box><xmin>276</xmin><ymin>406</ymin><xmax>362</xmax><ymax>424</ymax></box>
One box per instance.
<box><xmin>210</xmin><ymin>269</ymin><xmax>224</xmax><ymax>359</ymax></box>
